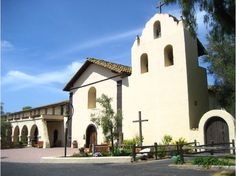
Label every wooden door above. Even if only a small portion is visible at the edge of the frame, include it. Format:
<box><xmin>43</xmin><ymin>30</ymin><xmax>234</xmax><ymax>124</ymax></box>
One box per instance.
<box><xmin>90</xmin><ymin>131</ymin><xmax>97</xmax><ymax>146</ymax></box>
<box><xmin>86</xmin><ymin>125</ymin><xmax>97</xmax><ymax>148</ymax></box>
<box><xmin>205</xmin><ymin>116</ymin><xmax>229</xmax><ymax>145</ymax></box>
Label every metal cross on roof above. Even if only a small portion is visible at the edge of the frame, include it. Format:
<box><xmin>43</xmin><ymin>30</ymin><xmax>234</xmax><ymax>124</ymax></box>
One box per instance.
<box><xmin>156</xmin><ymin>1</ymin><xmax>166</xmax><ymax>13</ymax></box>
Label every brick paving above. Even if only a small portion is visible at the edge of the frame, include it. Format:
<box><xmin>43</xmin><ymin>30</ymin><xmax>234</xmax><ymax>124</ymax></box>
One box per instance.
<box><xmin>1</xmin><ymin>147</ymin><xmax>78</xmax><ymax>163</ymax></box>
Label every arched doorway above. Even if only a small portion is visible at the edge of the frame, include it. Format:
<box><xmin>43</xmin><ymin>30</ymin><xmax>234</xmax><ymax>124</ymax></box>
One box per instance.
<box><xmin>204</xmin><ymin>116</ymin><xmax>229</xmax><ymax>145</ymax></box>
<box><xmin>13</xmin><ymin>126</ymin><xmax>20</xmax><ymax>144</ymax></box>
<box><xmin>53</xmin><ymin>129</ymin><xmax>58</xmax><ymax>147</ymax></box>
<box><xmin>30</xmin><ymin>125</ymin><xmax>39</xmax><ymax>147</ymax></box>
<box><xmin>21</xmin><ymin>125</ymin><xmax>28</xmax><ymax>145</ymax></box>
<box><xmin>85</xmin><ymin>124</ymin><xmax>97</xmax><ymax>148</ymax></box>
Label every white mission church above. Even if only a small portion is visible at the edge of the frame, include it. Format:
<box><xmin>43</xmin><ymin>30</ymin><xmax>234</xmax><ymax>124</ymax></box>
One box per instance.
<box><xmin>7</xmin><ymin>13</ymin><xmax>235</xmax><ymax>149</ymax></box>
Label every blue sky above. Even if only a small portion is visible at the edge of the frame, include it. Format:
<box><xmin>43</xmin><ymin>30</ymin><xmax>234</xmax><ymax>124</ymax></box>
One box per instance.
<box><xmin>1</xmin><ymin>0</ymin><xmax>212</xmax><ymax>112</ymax></box>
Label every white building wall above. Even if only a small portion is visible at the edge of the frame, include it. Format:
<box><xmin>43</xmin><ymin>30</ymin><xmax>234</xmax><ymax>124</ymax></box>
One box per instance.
<box><xmin>71</xmin><ymin>64</ymin><xmax>126</xmax><ymax>147</ymax></box>
<box><xmin>122</xmin><ymin>14</ymin><xmax>191</xmax><ymax>144</ymax></box>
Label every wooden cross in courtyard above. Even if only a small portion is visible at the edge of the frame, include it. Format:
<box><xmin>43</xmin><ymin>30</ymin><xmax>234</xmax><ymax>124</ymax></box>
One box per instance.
<box><xmin>156</xmin><ymin>1</ymin><xmax>166</xmax><ymax>13</ymax></box>
<box><xmin>133</xmin><ymin>111</ymin><xmax>148</xmax><ymax>146</ymax></box>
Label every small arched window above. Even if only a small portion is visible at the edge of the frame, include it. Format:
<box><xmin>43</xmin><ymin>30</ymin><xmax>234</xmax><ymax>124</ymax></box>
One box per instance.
<box><xmin>140</xmin><ymin>53</ymin><xmax>149</xmax><ymax>74</ymax></box>
<box><xmin>153</xmin><ymin>21</ymin><xmax>161</xmax><ymax>39</ymax></box>
<box><xmin>88</xmin><ymin>87</ymin><xmax>96</xmax><ymax>109</ymax></box>
<box><xmin>164</xmin><ymin>45</ymin><xmax>174</xmax><ymax>67</ymax></box>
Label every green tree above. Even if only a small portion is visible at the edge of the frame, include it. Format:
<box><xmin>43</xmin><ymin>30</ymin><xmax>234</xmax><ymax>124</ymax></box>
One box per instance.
<box><xmin>0</xmin><ymin>102</ymin><xmax>4</xmax><ymax>116</ymax></box>
<box><xmin>90</xmin><ymin>94</ymin><xmax>123</xmax><ymax>155</ymax></box>
<box><xmin>1</xmin><ymin>120</ymin><xmax>12</xmax><ymax>148</ymax></box>
<box><xmin>205</xmin><ymin>34</ymin><xmax>235</xmax><ymax>114</ymax></box>
<box><xmin>22</xmin><ymin>106</ymin><xmax>32</xmax><ymax>111</ymax></box>
<box><xmin>164</xmin><ymin>0</ymin><xmax>235</xmax><ymax>114</ymax></box>
<box><xmin>164</xmin><ymin>0</ymin><xmax>235</xmax><ymax>37</ymax></box>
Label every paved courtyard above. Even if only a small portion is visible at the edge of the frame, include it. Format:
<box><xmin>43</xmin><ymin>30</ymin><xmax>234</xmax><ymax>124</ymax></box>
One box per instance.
<box><xmin>1</xmin><ymin>147</ymin><xmax>78</xmax><ymax>163</ymax></box>
<box><xmin>1</xmin><ymin>148</ymin><xmax>222</xmax><ymax>176</ymax></box>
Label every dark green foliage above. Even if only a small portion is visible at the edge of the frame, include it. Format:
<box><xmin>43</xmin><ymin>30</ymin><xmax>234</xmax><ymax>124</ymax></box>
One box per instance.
<box><xmin>113</xmin><ymin>147</ymin><xmax>132</xmax><ymax>156</ymax></box>
<box><xmin>192</xmin><ymin>157</ymin><xmax>232</xmax><ymax>168</ymax></box>
<box><xmin>79</xmin><ymin>147</ymin><xmax>85</xmax><ymax>154</ymax></box>
<box><xmin>157</xmin><ymin>145</ymin><xmax>166</xmax><ymax>158</ymax></box>
<box><xmin>164</xmin><ymin>0</ymin><xmax>235</xmax><ymax>37</ymax></box>
<box><xmin>21</xmin><ymin>136</ymin><xmax>27</xmax><ymax>145</ymax></box>
<box><xmin>204</xmin><ymin>34</ymin><xmax>235</xmax><ymax>114</ymax></box>
<box><xmin>171</xmin><ymin>155</ymin><xmax>184</xmax><ymax>164</ymax></box>
<box><xmin>1</xmin><ymin>120</ymin><xmax>12</xmax><ymax>148</ymax></box>
<box><xmin>100</xmin><ymin>151</ymin><xmax>111</xmax><ymax>156</ymax></box>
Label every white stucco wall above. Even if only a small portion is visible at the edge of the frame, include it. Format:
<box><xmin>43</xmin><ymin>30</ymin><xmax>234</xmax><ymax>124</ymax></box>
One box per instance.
<box><xmin>71</xmin><ymin>64</ymin><xmax>128</xmax><ymax>147</ymax></box>
<box><xmin>122</xmin><ymin>14</ymin><xmax>208</xmax><ymax>144</ymax></box>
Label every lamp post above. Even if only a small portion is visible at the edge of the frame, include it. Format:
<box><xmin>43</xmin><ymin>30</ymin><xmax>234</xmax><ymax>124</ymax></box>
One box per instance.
<box><xmin>64</xmin><ymin>93</ymin><xmax>74</xmax><ymax>157</ymax></box>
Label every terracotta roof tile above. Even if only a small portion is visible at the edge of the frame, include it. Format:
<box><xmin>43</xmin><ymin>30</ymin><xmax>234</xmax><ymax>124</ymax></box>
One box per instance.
<box><xmin>63</xmin><ymin>58</ymin><xmax>131</xmax><ymax>91</ymax></box>
<box><xmin>87</xmin><ymin>58</ymin><xmax>132</xmax><ymax>74</ymax></box>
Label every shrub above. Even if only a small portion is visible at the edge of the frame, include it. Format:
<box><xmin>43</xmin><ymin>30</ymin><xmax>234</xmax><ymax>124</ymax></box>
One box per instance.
<box><xmin>192</xmin><ymin>157</ymin><xmax>230</xmax><ymax>168</ymax></box>
<box><xmin>162</xmin><ymin>135</ymin><xmax>173</xmax><ymax>145</ymax></box>
<box><xmin>172</xmin><ymin>137</ymin><xmax>192</xmax><ymax>154</ymax></box>
<box><xmin>101</xmin><ymin>151</ymin><xmax>111</xmax><ymax>156</ymax></box>
<box><xmin>123</xmin><ymin>136</ymin><xmax>144</xmax><ymax>148</ymax></box>
<box><xmin>113</xmin><ymin>147</ymin><xmax>121</xmax><ymax>156</ymax></box>
<box><xmin>157</xmin><ymin>145</ymin><xmax>166</xmax><ymax>159</ymax></box>
<box><xmin>123</xmin><ymin>139</ymin><xmax>134</xmax><ymax>147</ymax></box>
<box><xmin>114</xmin><ymin>148</ymin><xmax>132</xmax><ymax>156</ymax></box>
<box><xmin>172</xmin><ymin>137</ymin><xmax>188</xmax><ymax>145</ymax></box>
<box><xmin>79</xmin><ymin>147</ymin><xmax>84</xmax><ymax>154</ymax></box>
<box><xmin>171</xmin><ymin>155</ymin><xmax>184</xmax><ymax>164</ymax></box>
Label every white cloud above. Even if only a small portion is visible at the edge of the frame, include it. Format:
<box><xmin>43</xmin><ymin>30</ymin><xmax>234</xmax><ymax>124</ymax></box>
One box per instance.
<box><xmin>1</xmin><ymin>40</ymin><xmax>14</xmax><ymax>51</ymax></box>
<box><xmin>1</xmin><ymin>61</ymin><xmax>83</xmax><ymax>90</ymax></box>
<box><xmin>48</xmin><ymin>28</ymin><xmax>142</xmax><ymax>60</ymax></box>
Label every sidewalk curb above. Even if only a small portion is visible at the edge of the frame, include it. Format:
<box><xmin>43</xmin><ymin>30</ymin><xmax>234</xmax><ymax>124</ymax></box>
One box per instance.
<box><xmin>169</xmin><ymin>164</ymin><xmax>235</xmax><ymax>170</ymax></box>
<box><xmin>41</xmin><ymin>156</ymin><xmax>132</xmax><ymax>164</ymax></box>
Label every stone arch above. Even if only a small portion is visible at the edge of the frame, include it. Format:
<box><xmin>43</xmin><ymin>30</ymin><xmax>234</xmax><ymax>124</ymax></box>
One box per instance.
<box><xmin>30</xmin><ymin>124</ymin><xmax>39</xmax><ymax>147</ymax></box>
<box><xmin>88</xmin><ymin>87</ymin><xmax>96</xmax><ymax>109</ymax></box>
<box><xmin>164</xmin><ymin>45</ymin><xmax>174</xmax><ymax>67</ymax></box>
<box><xmin>140</xmin><ymin>53</ymin><xmax>149</xmax><ymax>74</ymax></box>
<box><xmin>21</xmin><ymin>125</ymin><xmax>28</xmax><ymax>145</ymax></box>
<box><xmin>13</xmin><ymin>126</ymin><xmax>20</xmax><ymax>143</ymax></box>
<box><xmin>199</xmin><ymin>110</ymin><xmax>235</xmax><ymax>145</ymax></box>
<box><xmin>153</xmin><ymin>20</ymin><xmax>161</xmax><ymax>38</ymax></box>
<box><xmin>85</xmin><ymin>124</ymin><xmax>97</xmax><ymax>148</ymax></box>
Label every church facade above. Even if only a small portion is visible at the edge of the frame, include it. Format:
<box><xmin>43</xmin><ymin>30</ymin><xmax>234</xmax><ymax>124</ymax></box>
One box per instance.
<box><xmin>63</xmin><ymin>13</ymin><xmax>235</xmax><ymax>148</ymax></box>
<box><xmin>6</xmin><ymin>13</ymin><xmax>235</xmax><ymax>149</ymax></box>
